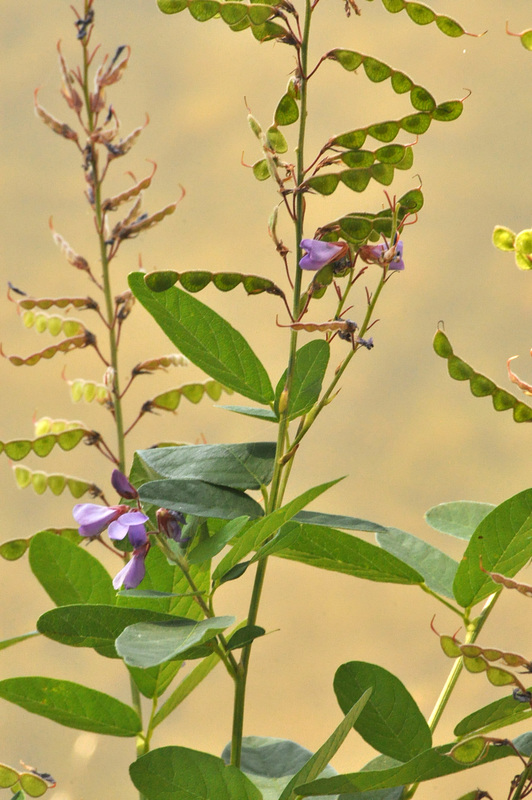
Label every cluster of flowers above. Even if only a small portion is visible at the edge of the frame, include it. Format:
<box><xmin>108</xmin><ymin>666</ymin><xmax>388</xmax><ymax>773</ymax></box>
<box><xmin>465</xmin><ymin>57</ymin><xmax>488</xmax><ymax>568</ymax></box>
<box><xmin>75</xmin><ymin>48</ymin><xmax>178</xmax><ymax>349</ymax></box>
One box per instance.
<box><xmin>299</xmin><ymin>237</ymin><xmax>404</xmax><ymax>271</ymax></box>
<box><xmin>72</xmin><ymin>470</ymin><xmax>186</xmax><ymax>589</ymax></box>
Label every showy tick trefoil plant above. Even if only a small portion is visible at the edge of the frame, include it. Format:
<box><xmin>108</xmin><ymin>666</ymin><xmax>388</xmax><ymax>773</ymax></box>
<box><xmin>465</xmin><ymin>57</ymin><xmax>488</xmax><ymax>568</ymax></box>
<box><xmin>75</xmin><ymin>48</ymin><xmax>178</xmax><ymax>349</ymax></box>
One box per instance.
<box><xmin>4</xmin><ymin>2</ymin><xmax>532</xmax><ymax>800</ymax></box>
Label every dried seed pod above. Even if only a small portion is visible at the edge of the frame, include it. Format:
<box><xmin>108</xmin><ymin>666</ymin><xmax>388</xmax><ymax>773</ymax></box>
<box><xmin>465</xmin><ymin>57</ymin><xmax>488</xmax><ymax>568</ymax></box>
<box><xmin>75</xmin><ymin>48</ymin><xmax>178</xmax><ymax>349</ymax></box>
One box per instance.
<box><xmin>34</xmin><ymin>89</ymin><xmax>79</xmax><ymax>142</ymax></box>
<box><xmin>105</xmin><ymin>114</ymin><xmax>149</xmax><ymax>158</ymax></box>
<box><xmin>102</xmin><ymin>162</ymin><xmax>157</xmax><ymax>212</ymax></box>
<box><xmin>116</xmin><ymin>201</ymin><xmax>177</xmax><ymax>240</ymax></box>
<box><xmin>132</xmin><ymin>354</ymin><xmax>189</xmax><ymax>375</ymax></box>
<box><xmin>1</xmin><ymin>332</ymin><xmax>93</xmax><ymax>366</ymax></box>
<box><xmin>49</xmin><ymin>218</ymin><xmax>90</xmax><ymax>273</ymax></box>
<box><xmin>57</xmin><ymin>41</ymin><xmax>82</xmax><ymax>113</ymax></box>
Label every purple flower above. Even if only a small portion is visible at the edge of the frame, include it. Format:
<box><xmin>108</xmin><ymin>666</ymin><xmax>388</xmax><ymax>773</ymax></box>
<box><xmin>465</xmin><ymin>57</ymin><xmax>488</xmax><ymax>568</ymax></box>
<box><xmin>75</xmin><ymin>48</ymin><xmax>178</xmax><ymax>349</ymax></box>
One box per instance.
<box><xmin>112</xmin><ymin>543</ymin><xmax>150</xmax><ymax>590</ymax></box>
<box><xmin>108</xmin><ymin>510</ymin><xmax>149</xmax><ymax>548</ymax></box>
<box><xmin>111</xmin><ymin>469</ymin><xmax>138</xmax><ymax>500</ymax></box>
<box><xmin>299</xmin><ymin>239</ymin><xmax>347</xmax><ymax>271</ymax></box>
<box><xmin>359</xmin><ymin>239</ymin><xmax>404</xmax><ymax>271</ymax></box>
<box><xmin>73</xmin><ymin>503</ymin><xmax>129</xmax><ymax>538</ymax></box>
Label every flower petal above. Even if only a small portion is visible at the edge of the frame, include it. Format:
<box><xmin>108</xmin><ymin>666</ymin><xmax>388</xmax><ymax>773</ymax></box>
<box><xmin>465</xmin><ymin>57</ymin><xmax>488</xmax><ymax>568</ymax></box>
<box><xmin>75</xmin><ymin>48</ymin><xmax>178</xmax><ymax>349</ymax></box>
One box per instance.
<box><xmin>72</xmin><ymin>503</ymin><xmax>126</xmax><ymax>537</ymax></box>
<box><xmin>112</xmin><ymin>554</ymin><xmax>146</xmax><ymax>590</ymax></box>
<box><xmin>111</xmin><ymin>469</ymin><xmax>138</xmax><ymax>499</ymax></box>
<box><xmin>299</xmin><ymin>239</ymin><xmax>345</xmax><ymax>271</ymax></box>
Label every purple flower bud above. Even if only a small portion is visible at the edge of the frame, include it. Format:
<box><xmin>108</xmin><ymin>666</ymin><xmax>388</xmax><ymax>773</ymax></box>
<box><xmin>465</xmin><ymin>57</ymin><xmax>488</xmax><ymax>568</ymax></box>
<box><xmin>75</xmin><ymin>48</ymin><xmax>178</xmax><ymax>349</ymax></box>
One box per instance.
<box><xmin>299</xmin><ymin>239</ymin><xmax>346</xmax><ymax>271</ymax></box>
<box><xmin>73</xmin><ymin>503</ymin><xmax>129</xmax><ymax>537</ymax></box>
<box><xmin>111</xmin><ymin>469</ymin><xmax>138</xmax><ymax>499</ymax></box>
<box><xmin>112</xmin><ymin>543</ymin><xmax>149</xmax><ymax>590</ymax></box>
<box><xmin>156</xmin><ymin>508</ymin><xmax>188</xmax><ymax>543</ymax></box>
<box><xmin>108</xmin><ymin>510</ymin><xmax>149</xmax><ymax>547</ymax></box>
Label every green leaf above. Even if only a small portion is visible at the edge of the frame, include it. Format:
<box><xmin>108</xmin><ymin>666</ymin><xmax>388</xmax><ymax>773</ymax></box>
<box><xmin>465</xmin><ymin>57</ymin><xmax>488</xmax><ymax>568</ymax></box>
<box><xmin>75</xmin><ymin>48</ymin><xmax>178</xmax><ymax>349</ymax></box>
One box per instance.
<box><xmin>277</xmin><ymin>692</ymin><xmax>371</xmax><ymax>800</ymax></box>
<box><xmin>36</xmin><ymin>605</ymin><xmax>182</xmax><ymax>658</ymax></box>
<box><xmin>116</xmin><ymin>615</ymin><xmax>235</xmax><ymax>668</ymax></box>
<box><xmin>218</xmin><ymin>406</ymin><xmax>278</xmax><ymax>422</ymax></box>
<box><xmin>120</xmin><ymin>547</ymin><xmax>211</xmax><ymax>698</ymax></box>
<box><xmin>294</xmin><ymin>510</ymin><xmax>386</xmax><ymax>532</ymax></box>
<box><xmin>274</xmin><ymin>93</ymin><xmax>299</xmax><ymax>126</ymax></box>
<box><xmin>29</xmin><ymin>532</ymin><xmax>115</xmax><ymax>607</ymax></box>
<box><xmin>454</xmin><ymin>687</ymin><xmax>532</xmax><ymax>738</ymax></box>
<box><xmin>376</xmin><ymin>527</ymin><xmax>458</xmax><ymax>599</ymax></box>
<box><xmin>425</xmin><ymin>501</ymin><xmax>495</xmax><ymax>540</ymax></box>
<box><xmin>453</xmin><ymin>488</ymin><xmax>532</xmax><ymax>608</ymax></box>
<box><xmin>130</xmin><ymin>746</ymin><xmax>262</xmax><ymax>800</ymax></box>
<box><xmin>152</xmin><ymin>652</ymin><xmax>221</xmax><ymax>728</ymax></box>
<box><xmin>129</xmin><ymin>273</ymin><xmax>273</xmax><ymax>404</ymax></box>
<box><xmin>136</xmin><ymin>441</ymin><xmax>276</xmax><ymax>490</ymax></box>
<box><xmin>334</xmin><ymin>662</ymin><xmax>431</xmax><ymax>761</ymax></box>
<box><xmin>139</xmin><ymin>478</ymin><xmax>263</xmax><ymax>520</ymax></box>
<box><xmin>259</xmin><ymin>522</ymin><xmax>424</xmax><ymax>585</ymax></box>
<box><xmin>188</xmin><ymin>516</ymin><xmax>249</xmax><ymax>564</ymax></box>
<box><xmin>220</xmin><ymin>735</ymin><xmax>340</xmax><ymax>800</ymax></box>
<box><xmin>213</xmin><ymin>479</ymin><xmax>341</xmax><ymax>581</ymax></box>
<box><xmin>0</xmin><ymin>631</ymin><xmax>40</xmax><ymax>651</ymax></box>
<box><xmin>295</xmin><ymin>740</ymin><xmax>516</xmax><ymax>794</ymax></box>
<box><xmin>274</xmin><ymin>340</ymin><xmax>330</xmax><ymax>420</ymax></box>
<box><xmin>0</xmin><ymin>677</ymin><xmax>141</xmax><ymax>736</ymax></box>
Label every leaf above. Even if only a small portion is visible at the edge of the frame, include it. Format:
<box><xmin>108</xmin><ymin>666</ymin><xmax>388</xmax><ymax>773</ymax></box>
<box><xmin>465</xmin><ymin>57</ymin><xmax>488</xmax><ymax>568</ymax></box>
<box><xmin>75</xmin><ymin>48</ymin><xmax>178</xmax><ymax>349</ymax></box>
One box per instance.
<box><xmin>116</xmin><ymin>615</ymin><xmax>235</xmax><ymax>667</ymax></box>
<box><xmin>36</xmin><ymin>605</ymin><xmax>182</xmax><ymax>658</ymax></box>
<box><xmin>274</xmin><ymin>340</ymin><xmax>330</xmax><ymax>420</ymax></box>
<box><xmin>425</xmin><ymin>501</ymin><xmax>496</xmax><ymax>540</ymax></box>
<box><xmin>433</xmin><ymin>329</ymin><xmax>532</xmax><ymax>422</ymax></box>
<box><xmin>130</xmin><ymin>745</ymin><xmax>262</xmax><ymax>800</ymax></box>
<box><xmin>0</xmin><ymin>428</ymin><xmax>89</xmax><ymax>461</ymax></box>
<box><xmin>218</xmin><ymin>406</ymin><xmax>278</xmax><ymax>422</ymax></box>
<box><xmin>188</xmin><ymin>516</ymin><xmax>250</xmax><ymax>564</ymax></box>
<box><xmin>212</xmin><ymin>479</ymin><xmax>341</xmax><ymax>582</ymax></box>
<box><xmin>277</xmin><ymin>692</ymin><xmax>371</xmax><ymax>800</ymax></box>
<box><xmin>453</xmin><ymin>488</ymin><xmax>532</xmax><ymax>608</ymax></box>
<box><xmin>259</xmin><ymin>522</ymin><xmax>424</xmax><ymax>585</ymax></box>
<box><xmin>376</xmin><ymin>527</ymin><xmax>458</xmax><ymax>599</ymax></box>
<box><xmin>136</xmin><ymin>441</ymin><xmax>276</xmax><ymax>490</ymax></box>
<box><xmin>152</xmin><ymin>652</ymin><xmax>221</xmax><ymax>728</ymax></box>
<box><xmin>334</xmin><ymin>662</ymin><xmax>431</xmax><ymax>761</ymax></box>
<box><xmin>220</xmin><ymin>736</ymin><xmax>340</xmax><ymax>800</ymax></box>
<box><xmin>295</xmin><ymin>740</ymin><xmax>516</xmax><ymax>795</ymax></box>
<box><xmin>454</xmin><ymin>687</ymin><xmax>532</xmax><ymax>738</ymax></box>
<box><xmin>0</xmin><ymin>677</ymin><xmax>141</xmax><ymax>736</ymax></box>
<box><xmin>29</xmin><ymin>532</ymin><xmax>115</xmax><ymax>607</ymax></box>
<box><xmin>120</xmin><ymin>547</ymin><xmax>211</xmax><ymax>698</ymax></box>
<box><xmin>139</xmin><ymin>478</ymin><xmax>264</xmax><ymax>520</ymax></box>
<box><xmin>129</xmin><ymin>272</ymin><xmax>273</xmax><ymax>404</ymax></box>
<box><xmin>294</xmin><ymin>510</ymin><xmax>386</xmax><ymax>533</ymax></box>
<box><xmin>0</xmin><ymin>631</ymin><xmax>40</xmax><ymax>651</ymax></box>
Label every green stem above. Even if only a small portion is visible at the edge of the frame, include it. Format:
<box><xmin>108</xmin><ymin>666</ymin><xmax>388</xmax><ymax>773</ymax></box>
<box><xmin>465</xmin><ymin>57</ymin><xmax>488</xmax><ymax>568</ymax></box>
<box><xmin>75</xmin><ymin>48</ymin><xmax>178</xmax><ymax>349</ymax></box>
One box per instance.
<box><xmin>230</xmin><ymin>1</ymin><xmax>313</xmax><ymax>768</ymax></box>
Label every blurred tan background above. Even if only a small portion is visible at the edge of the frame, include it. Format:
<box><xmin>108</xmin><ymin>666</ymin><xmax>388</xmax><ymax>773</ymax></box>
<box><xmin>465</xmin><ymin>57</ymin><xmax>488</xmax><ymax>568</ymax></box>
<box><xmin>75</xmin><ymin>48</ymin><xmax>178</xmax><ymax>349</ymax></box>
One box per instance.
<box><xmin>3</xmin><ymin>1</ymin><xmax>532</xmax><ymax>797</ymax></box>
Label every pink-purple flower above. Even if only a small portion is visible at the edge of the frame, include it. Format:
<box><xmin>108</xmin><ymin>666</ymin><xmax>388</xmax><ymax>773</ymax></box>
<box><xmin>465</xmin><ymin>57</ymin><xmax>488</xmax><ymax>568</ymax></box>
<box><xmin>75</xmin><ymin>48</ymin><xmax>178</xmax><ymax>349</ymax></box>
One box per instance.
<box><xmin>299</xmin><ymin>239</ymin><xmax>347</xmax><ymax>271</ymax></box>
<box><xmin>72</xmin><ymin>503</ymin><xmax>129</xmax><ymax>537</ymax></box>
<box><xmin>112</xmin><ymin>542</ymin><xmax>150</xmax><ymax>590</ymax></box>
<box><xmin>108</xmin><ymin>510</ymin><xmax>149</xmax><ymax>548</ymax></box>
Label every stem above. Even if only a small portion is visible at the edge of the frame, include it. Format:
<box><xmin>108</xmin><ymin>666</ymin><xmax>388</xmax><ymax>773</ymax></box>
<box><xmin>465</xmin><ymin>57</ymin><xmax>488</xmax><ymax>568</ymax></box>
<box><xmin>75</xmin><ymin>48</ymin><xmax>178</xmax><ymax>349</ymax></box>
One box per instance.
<box><xmin>230</xmin><ymin>0</ymin><xmax>313</xmax><ymax>768</ymax></box>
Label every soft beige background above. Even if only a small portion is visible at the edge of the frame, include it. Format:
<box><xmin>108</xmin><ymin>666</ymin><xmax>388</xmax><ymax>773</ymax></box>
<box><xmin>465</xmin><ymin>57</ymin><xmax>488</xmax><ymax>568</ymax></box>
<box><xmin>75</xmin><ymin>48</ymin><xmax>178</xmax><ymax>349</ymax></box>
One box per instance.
<box><xmin>3</xmin><ymin>1</ymin><xmax>532</xmax><ymax>797</ymax></box>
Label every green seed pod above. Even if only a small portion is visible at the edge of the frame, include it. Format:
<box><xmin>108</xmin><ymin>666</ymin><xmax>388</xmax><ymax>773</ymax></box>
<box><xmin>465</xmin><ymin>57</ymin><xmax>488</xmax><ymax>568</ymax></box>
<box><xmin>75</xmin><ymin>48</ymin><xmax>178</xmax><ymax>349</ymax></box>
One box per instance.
<box><xmin>449</xmin><ymin>737</ymin><xmax>490</xmax><ymax>765</ymax></box>
<box><xmin>492</xmin><ymin>225</ymin><xmax>515</xmax><ymax>251</ymax></box>
<box><xmin>247</xmin><ymin>113</ymin><xmax>263</xmax><ymax>139</ymax></box>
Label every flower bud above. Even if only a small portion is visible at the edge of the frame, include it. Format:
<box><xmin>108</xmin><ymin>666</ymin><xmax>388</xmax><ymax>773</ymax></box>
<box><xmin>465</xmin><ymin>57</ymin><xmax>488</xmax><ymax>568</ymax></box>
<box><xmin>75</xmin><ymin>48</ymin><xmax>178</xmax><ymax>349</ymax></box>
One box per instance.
<box><xmin>157</xmin><ymin>508</ymin><xmax>188</xmax><ymax>543</ymax></box>
<box><xmin>111</xmin><ymin>469</ymin><xmax>138</xmax><ymax>499</ymax></box>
